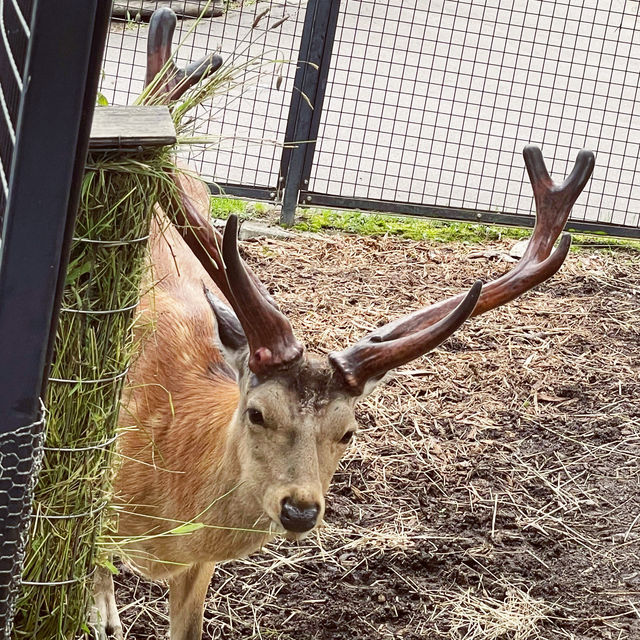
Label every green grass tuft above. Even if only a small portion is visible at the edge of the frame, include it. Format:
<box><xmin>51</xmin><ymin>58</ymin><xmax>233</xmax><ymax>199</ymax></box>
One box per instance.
<box><xmin>295</xmin><ymin>209</ymin><xmax>530</xmax><ymax>244</ymax></box>
<box><xmin>295</xmin><ymin>208</ymin><xmax>640</xmax><ymax>252</ymax></box>
<box><xmin>210</xmin><ymin>196</ymin><xmax>247</xmax><ymax>220</ymax></box>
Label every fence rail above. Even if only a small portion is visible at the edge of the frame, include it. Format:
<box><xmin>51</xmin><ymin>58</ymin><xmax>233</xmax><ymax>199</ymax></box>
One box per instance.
<box><xmin>103</xmin><ymin>0</ymin><xmax>640</xmax><ymax>236</ymax></box>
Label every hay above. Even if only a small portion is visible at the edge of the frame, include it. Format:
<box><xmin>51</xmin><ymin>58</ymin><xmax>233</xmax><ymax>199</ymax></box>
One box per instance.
<box><xmin>12</xmin><ymin>150</ymin><xmax>175</xmax><ymax>639</ymax></box>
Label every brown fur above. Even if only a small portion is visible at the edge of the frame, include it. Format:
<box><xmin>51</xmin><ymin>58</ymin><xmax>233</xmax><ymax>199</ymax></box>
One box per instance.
<box><xmin>115</xmin><ymin>210</ymin><xmax>269</xmax><ymax>579</ymax></box>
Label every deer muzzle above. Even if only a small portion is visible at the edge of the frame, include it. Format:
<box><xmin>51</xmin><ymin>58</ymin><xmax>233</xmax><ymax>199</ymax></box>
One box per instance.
<box><xmin>279</xmin><ymin>497</ymin><xmax>320</xmax><ymax>533</ymax></box>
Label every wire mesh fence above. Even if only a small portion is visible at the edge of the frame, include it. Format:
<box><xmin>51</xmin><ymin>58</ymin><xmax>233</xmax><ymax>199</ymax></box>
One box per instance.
<box><xmin>103</xmin><ymin>1</ymin><xmax>640</xmax><ymax>236</ymax></box>
<box><xmin>308</xmin><ymin>0</ymin><xmax>640</xmax><ymax>230</ymax></box>
<box><xmin>102</xmin><ymin>1</ymin><xmax>306</xmax><ymax>191</ymax></box>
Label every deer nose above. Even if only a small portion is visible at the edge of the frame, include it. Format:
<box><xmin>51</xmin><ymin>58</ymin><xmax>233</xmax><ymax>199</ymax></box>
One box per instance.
<box><xmin>280</xmin><ymin>498</ymin><xmax>319</xmax><ymax>533</ymax></box>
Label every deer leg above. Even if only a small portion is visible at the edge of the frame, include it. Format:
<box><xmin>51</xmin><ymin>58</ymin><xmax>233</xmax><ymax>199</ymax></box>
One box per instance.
<box><xmin>168</xmin><ymin>562</ymin><xmax>215</xmax><ymax>640</ymax></box>
<box><xmin>89</xmin><ymin>565</ymin><xmax>123</xmax><ymax>640</ymax></box>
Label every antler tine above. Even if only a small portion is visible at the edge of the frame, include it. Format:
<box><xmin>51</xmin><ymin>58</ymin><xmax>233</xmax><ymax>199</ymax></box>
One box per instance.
<box><xmin>221</xmin><ymin>215</ymin><xmax>304</xmax><ymax>375</ymax></box>
<box><xmin>330</xmin><ymin>146</ymin><xmax>594</xmax><ymax>395</ymax></box>
<box><xmin>329</xmin><ymin>281</ymin><xmax>482</xmax><ymax>395</ymax></box>
<box><xmin>146</xmin><ymin>8</ymin><xmax>223</xmax><ymax>104</ymax></box>
<box><xmin>521</xmin><ymin>145</ymin><xmax>594</xmax><ymax>262</ymax></box>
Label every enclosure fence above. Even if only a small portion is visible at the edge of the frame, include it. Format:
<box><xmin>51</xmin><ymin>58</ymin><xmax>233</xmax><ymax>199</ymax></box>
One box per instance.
<box><xmin>0</xmin><ymin>1</ymin><xmax>110</xmax><ymax>636</ymax></box>
<box><xmin>104</xmin><ymin>0</ymin><xmax>640</xmax><ymax>237</ymax></box>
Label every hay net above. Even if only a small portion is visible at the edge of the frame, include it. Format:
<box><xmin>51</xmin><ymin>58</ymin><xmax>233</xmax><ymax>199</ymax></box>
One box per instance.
<box><xmin>0</xmin><ymin>411</ymin><xmax>45</xmax><ymax>639</ymax></box>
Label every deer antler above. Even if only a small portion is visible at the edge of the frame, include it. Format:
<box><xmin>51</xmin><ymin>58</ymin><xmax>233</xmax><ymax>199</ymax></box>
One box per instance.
<box><xmin>219</xmin><ymin>216</ymin><xmax>304</xmax><ymax>374</ymax></box>
<box><xmin>167</xmin><ymin>170</ymin><xmax>282</xmax><ymax>309</ymax></box>
<box><xmin>166</xmin><ymin>189</ymin><xmax>303</xmax><ymax>373</ymax></box>
<box><xmin>144</xmin><ymin>7</ymin><xmax>279</xmax><ymax>307</ymax></box>
<box><xmin>146</xmin><ymin>7</ymin><xmax>223</xmax><ymax>103</ymax></box>
<box><xmin>330</xmin><ymin>146</ymin><xmax>595</xmax><ymax>395</ymax></box>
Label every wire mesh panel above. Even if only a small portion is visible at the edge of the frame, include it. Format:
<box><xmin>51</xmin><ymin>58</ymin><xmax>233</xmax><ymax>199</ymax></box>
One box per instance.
<box><xmin>0</xmin><ymin>0</ymin><xmax>33</xmax><ymax>226</ymax></box>
<box><xmin>308</xmin><ymin>0</ymin><xmax>640</xmax><ymax>231</ymax></box>
<box><xmin>102</xmin><ymin>1</ymin><xmax>307</xmax><ymax>191</ymax></box>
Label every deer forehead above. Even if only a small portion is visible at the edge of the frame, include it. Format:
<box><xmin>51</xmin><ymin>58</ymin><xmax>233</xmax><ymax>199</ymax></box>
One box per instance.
<box><xmin>242</xmin><ymin>359</ymin><xmax>354</xmax><ymax>421</ymax></box>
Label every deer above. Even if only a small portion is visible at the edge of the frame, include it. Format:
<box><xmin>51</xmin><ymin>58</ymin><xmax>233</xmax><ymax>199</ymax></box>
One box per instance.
<box><xmin>91</xmin><ymin>8</ymin><xmax>595</xmax><ymax>640</ymax></box>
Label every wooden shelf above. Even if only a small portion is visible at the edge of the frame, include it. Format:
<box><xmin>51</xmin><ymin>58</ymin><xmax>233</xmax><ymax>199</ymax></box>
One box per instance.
<box><xmin>89</xmin><ymin>105</ymin><xmax>176</xmax><ymax>151</ymax></box>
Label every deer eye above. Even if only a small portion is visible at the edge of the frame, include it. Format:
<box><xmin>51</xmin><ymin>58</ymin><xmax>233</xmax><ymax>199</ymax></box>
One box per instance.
<box><xmin>247</xmin><ymin>408</ymin><xmax>265</xmax><ymax>426</ymax></box>
<box><xmin>340</xmin><ymin>431</ymin><xmax>355</xmax><ymax>445</ymax></box>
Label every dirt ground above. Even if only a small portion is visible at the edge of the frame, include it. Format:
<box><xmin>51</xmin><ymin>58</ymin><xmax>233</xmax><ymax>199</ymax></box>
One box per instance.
<box><xmin>115</xmin><ymin>228</ymin><xmax>640</xmax><ymax>640</ymax></box>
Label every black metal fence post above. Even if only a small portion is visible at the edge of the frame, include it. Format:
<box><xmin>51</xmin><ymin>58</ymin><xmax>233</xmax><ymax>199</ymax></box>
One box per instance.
<box><xmin>279</xmin><ymin>0</ymin><xmax>341</xmax><ymax>226</ymax></box>
<box><xmin>0</xmin><ymin>0</ymin><xmax>111</xmax><ymax>633</ymax></box>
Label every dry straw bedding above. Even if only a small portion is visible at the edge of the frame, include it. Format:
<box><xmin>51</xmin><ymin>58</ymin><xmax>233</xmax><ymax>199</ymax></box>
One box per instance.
<box><xmin>117</xmin><ymin>229</ymin><xmax>640</xmax><ymax>640</ymax></box>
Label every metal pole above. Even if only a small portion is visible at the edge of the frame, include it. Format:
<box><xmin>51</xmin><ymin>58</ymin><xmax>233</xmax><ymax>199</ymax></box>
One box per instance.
<box><xmin>279</xmin><ymin>0</ymin><xmax>341</xmax><ymax>226</ymax></box>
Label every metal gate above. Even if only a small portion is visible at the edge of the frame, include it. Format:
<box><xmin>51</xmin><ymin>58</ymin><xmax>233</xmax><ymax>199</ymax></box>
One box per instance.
<box><xmin>0</xmin><ymin>1</ymin><xmax>111</xmax><ymax>634</ymax></box>
<box><xmin>104</xmin><ymin>1</ymin><xmax>640</xmax><ymax>238</ymax></box>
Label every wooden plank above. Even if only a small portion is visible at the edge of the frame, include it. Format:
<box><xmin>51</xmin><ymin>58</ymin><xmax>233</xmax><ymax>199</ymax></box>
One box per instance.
<box><xmin>89</xmin><ymin>105</ymin><xmax>176</xmax><ymax>150</ymax></box>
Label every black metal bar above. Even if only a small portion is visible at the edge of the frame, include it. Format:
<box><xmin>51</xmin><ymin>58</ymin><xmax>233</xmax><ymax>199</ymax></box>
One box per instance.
<box><xmin>0</xmin><ymin>0</ymin><xmax>110</xmax><ymax>433</ymax></box>
<box><xmin>42</xmin><ymin>0</ymin><xmax>113</xmax><ymax>393</ymax></box>
<box><xmin>0</xmin><ymin>1</ymin><xmax>111</xmax><ymax>632</ymax></box>
<box><xmin>208</xmin><ymin>182</ymin><xmax>276</xmax><ymax>202</ymax></box>
<box><xmin>279</xmin><ymin>0</ymin><xmax>341</xmax><ymax>226</ymax></box>
<box><xmin>298</xmin><ymin>1</ymin><xmax>342</xmax><ymax>190</ymax></box>
<box><xmin>301</xmin><ymin>193</ymin><xmax>640</xmax><ymax>239</ymax></box>
<box><xmin>277</xmin><ymin>0</ymin><xmax>318</xmax><ymax>202</ymax></box>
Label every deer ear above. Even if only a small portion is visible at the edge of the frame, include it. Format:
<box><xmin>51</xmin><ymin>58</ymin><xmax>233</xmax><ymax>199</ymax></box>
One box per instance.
<box><xmin>204</xmin><ymin>286</ymin><xmax>248</xmax><ymax>374</ymax></box>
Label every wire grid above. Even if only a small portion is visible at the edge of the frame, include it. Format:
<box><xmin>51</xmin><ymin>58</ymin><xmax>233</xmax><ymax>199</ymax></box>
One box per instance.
<box><xmin>310</xmin><ymin>0</ymin><xmax>640</xmax><ymax>229</ymax></box>
<box><xmin>0</xmin><ymin>414</ymin><xmax>45</xmax><ymax>640</ymax></box>
<box><xmin>0</xmin><ymin>0</ymin><xmax>32</xmax><ymax>228</ymax></box>
<box><xmin>101</xmin><ymin>1</ymin><xmax>307</xmax><ymax>190</ymax></box>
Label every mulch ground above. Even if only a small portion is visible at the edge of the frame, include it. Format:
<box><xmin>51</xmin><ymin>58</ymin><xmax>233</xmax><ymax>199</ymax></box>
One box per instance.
<box><xmin>116</xmin><ymin>228</ymin><xmax>640</xmax><ymax>640</ymax></box>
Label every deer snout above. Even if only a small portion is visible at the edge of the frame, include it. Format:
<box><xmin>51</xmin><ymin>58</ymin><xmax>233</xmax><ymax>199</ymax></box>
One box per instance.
<box><xmin>279</xmin><ymin>497</ymin><xmax>320</xmax><ymax>533</ymax></box>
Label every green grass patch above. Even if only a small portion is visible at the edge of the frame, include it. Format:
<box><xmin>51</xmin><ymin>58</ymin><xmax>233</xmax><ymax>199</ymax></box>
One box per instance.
<box><xmin>209</xmin><ymin>196</ymin><xmax>247</xmax><ymax>220</ymax></box>
<box><xmin>209</xmin><ymin>197</ymin><xmax>276</xmax><ymax>222</ymax></box>
<box><xmin>294</xmin><ymin>208</ymin><xmax>640</xmax><ymax>251</ymax></box>
<box><xmin>295</xmin><ymin>209</ymin><xmax>530</xmax><ymax>244</ymax></box>
<box><xmin>206</xmin><ymin>200</ymin><xmax>640</xmax><ymax>252</ymax></box>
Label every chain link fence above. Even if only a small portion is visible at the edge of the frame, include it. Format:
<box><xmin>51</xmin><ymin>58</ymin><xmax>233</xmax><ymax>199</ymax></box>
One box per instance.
<box><xmin>0</xmin><ymin>418</ymin><xmax>45</xmax><ymax>639</ymax></box>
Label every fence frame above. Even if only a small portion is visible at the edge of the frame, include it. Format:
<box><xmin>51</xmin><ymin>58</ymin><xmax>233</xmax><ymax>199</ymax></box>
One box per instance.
<box><xmin>0</xmin><ymin>1</ymin><xmax>110</xmax><ymax>432</ymax></box>
<box><xmin>278</xmin><ymin>0</ymin><xmax>341</xmax><ymax>225</ymax></box>
<box><xmin>0</xmin><ymin>0</ymin><xmax>111</xmax><ymax>632</ymax></box>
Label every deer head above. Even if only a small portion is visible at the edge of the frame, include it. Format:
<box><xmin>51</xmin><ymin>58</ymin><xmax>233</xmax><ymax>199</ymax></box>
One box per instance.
<box><xmin>167</xmin><ymin>147</ymin><xmax>594</xmax><ymax>536</ymax></box>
